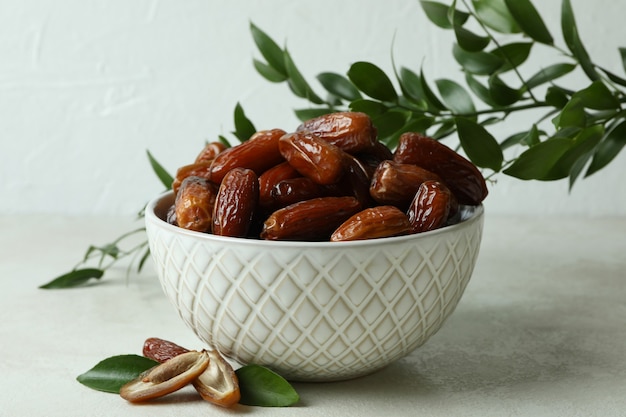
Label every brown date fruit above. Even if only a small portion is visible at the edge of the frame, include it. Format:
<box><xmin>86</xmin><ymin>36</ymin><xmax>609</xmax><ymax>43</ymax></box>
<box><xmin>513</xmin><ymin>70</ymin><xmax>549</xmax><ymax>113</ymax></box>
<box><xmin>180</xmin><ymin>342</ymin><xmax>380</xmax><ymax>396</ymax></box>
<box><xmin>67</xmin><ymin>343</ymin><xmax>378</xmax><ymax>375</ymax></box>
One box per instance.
<box><xmin>143</xmin><ymin>337</ymin><xmax>190</xmax><ymax>363</ymax></box>
<box><xmin>209</xmin><ymin>129</ymin><xmax>286</xmax><ymax>184</ymax></box>
<box><xmin>257</xmin><ymin>161</ymin><xmax>300</xmax><ymax>209</ymax></box>
<box><xmin>393</xmin><ymin>132</ymin><xmax>488</xmax><ymax>205</ymax></box>
<box><xmin>172</xmin><ymin>161</ymin><xmax>212</xmax><ymax>195</ymax></box>
<box><xmin>175</xmin><ymin>176</ymin><xmax>217</xmax><ymax>232</ymax></box>
<box><xmin>296</xmin><ymin>111</ymin><xmax>377</xmax><ymax>153</ymax></box>
<box><xmin>369</xmin><ymin>160</ymin><xmax>442</xmax><ymax>209</ymax></box>
<box><xmin>270</xmin><ymin>177</ymin><xmax>325</xmax><ymax>209</ymax></box>
<box><xmin>331</xmin><ymin>154</ymin><xmax>375</xmax><ymax>208</ymax></box>
<box><xmin>260</xmin><ymin>196</ymin><xmax>361</xmax><ymax>241</ymax></box>
<box><xmin>354</xmin><ymin>140</ymin><xmax>394</xmax><ymax>176</ymax></box>
<box><xmin>212</xmin><ymin>168</ymin><xmax>259</xmax><ymax>237</ymax></box>
<box><xmin>330</xmin><ymin>205</ymin><xmax>411</xmax><ymax>242</ymax></box>
<box><xmin>279</xmin><ymin>131</ymin><xmax>346</xmax><ymax>185</ymax></box>
<box><xmin>194</xmin><ymin>141</ymin><xmax>228</xmax><ymax>163</ymax></box>
<box><xmin>407</xmin><ymin>180</ymin><xmax>455</xmax><ymax>234</ymax></box>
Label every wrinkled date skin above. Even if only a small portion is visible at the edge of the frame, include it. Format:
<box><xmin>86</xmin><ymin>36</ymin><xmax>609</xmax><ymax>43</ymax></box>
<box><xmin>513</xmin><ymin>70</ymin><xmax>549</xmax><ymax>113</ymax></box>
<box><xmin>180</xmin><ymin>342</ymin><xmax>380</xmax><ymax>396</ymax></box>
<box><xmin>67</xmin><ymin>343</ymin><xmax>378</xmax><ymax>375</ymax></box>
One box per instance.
<box><xmin>172</xmin><ymin>161</ymin><xmax>212</xmax><ymax>195</ymax></box>
<box><xmin>257</xmin><ymin>161</ymin><xmax>300</xmax><ymax>210</ymax></box>
<box><xmin>212</xmin><ymin>168</ymin><xmax>259</xmax><ymax>237</ymax></box>
<box><xmin>175</xmin><ymin>176</ymin><xmax>217</xmax><ymax>232</ymax></box>
<box><xmin>270</xmin><ymin>177</ymin><xmax>325</xmax><ymax>209</ymax></box>
<box><xmin>209</xmin><ymin>129</ymin><xmax>286</xmax><ymax>184</ymax></box>
<box><xmin>407</xmin><ymin>180</ymin><xmax>456</xmax><ymax>234</ymax></box>
<box><xmin>296</xmin><ymin>111</ymin><xmax>377</xmax><ymax>153</ymax></box>
<box><xmin>143</xmin><ymin>337</ymin><xmax>190</xmax><ymax>363</ymax></box>
<box><xmin>369</xmin><ymin>160</ymin><xmax>442</xmax><ymax>209</ymax></box>
<box><xmin>194</xmin><ymin>141</ymin><xmax>228</xmax><ymax>164</ymax></box>
<box><xmin>279</xmin><ymin>131</ymin><xmax>346</xmax><ymax>185</ymax></box>
<box><xmin>331</xmin><ymin>205</ymin><xmax>411</xmax><ymax>242</ymax></box>
<box><xmin>261</xmin><ymin>196</ymin><xmax>361</xmax><ymax>241</ymax></box>
<box><xmin>393</xmin><ymin>132</ymin><xmax>488</xmax><ymax>205</ymax></box>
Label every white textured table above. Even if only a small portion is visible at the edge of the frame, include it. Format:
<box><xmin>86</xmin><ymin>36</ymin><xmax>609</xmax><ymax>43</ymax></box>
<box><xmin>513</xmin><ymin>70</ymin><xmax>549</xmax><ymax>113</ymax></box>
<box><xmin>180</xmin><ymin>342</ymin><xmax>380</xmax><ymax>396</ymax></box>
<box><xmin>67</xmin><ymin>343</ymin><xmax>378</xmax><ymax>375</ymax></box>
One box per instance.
<box><xmin>1</xmin><ymin>212</ymin><xmax>625</xmax><ymax>416</ymax></box>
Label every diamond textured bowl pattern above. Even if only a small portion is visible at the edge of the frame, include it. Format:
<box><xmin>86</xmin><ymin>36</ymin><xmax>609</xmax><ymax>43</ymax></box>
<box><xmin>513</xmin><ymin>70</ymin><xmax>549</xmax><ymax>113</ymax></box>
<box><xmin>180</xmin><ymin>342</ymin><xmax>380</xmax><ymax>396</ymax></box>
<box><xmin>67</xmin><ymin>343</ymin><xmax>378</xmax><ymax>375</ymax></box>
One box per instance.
<box><xmin>146</xmin><ymin>192</ymin><xmax>484</xmax><ymax>381</ymax></box>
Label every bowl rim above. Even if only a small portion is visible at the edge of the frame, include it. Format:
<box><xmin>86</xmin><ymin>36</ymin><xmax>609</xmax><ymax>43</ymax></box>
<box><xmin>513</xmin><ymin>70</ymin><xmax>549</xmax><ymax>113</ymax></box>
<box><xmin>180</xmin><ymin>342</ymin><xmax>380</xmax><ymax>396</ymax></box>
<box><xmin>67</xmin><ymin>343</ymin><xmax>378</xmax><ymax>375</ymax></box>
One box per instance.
<box><xmin>145</xmin><ymin>190</ymin><xmax>484</xmax><ymax>249</ymax></box>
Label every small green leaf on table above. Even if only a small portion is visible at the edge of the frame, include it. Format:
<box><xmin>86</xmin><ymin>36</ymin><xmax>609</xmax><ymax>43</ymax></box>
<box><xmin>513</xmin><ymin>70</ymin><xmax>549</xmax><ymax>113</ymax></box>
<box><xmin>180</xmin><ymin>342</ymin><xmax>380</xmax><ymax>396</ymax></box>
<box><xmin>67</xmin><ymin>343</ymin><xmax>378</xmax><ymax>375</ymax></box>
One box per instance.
<box><xmin>77</xmin><ymin>355</ymin><xmax>158</xmax><ymax>393</ymax></box>
<box><xmin>39</xmin><ymin>268</ymin><xmax>105</xmax><ymax>289</ymax></box>
<box><xmin>236</xmin><ymin>364</ymin><xmax>300</xmax><ymax>407</ymax></box>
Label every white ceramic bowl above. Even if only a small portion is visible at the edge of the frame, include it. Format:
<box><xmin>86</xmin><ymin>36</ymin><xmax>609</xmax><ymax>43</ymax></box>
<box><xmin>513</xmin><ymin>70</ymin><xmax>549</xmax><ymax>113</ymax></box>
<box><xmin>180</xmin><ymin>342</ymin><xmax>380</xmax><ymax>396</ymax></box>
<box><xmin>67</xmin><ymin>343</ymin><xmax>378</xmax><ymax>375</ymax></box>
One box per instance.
<box><xmin>145</xmin><ymin>191</ymin><xmax>484</xmax><ymax>381</ymax></box>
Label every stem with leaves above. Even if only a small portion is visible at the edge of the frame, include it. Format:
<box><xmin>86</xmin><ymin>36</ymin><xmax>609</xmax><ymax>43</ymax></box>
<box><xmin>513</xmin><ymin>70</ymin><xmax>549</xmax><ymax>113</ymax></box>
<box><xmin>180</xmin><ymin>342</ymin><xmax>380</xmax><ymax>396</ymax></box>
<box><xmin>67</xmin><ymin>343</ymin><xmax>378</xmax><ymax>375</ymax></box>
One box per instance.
<box><xmin>251</xmin><ymin>0</ymin><xmax>626</xmax><ymax>188</ymax></box>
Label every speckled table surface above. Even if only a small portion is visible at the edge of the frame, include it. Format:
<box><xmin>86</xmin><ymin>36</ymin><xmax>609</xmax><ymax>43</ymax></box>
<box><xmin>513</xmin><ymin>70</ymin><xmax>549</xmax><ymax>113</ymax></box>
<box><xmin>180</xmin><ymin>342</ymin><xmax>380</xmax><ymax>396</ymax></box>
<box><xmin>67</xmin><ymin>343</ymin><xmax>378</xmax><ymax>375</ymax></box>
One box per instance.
<box><xmin>2</xmin><ymin>213</ymin><xmax>625</xmax><ymax>416</ymax></box>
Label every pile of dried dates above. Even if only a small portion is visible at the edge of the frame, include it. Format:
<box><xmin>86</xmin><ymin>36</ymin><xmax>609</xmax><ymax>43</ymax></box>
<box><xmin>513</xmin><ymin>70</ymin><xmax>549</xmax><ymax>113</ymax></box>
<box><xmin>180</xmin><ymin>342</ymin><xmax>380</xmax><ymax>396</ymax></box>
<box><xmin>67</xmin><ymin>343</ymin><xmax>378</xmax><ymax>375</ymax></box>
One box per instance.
<box><xmin>166</xmin><ymin>112</ymin><xmax>487</xmax><ymax>241</ymax></box>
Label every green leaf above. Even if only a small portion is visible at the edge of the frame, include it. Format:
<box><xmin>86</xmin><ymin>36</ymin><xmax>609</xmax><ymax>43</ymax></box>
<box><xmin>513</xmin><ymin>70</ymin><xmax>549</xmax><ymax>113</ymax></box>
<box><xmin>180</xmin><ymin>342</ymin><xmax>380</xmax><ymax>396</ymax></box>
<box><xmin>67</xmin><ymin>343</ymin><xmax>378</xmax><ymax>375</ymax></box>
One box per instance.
<box><xmin>561</xmin><ymin>0</ymin><xmax>599</xmax><ymax>81</ymax></box>
<box><xmin>545</xmin><ymin>86</ymin><xmax>570</xmax><ymax>109</ymax></box>
<box><xmin>253</xmin><ymin>59</ymin><xmax>288</xmax><ymax>83</ymax></box>
<box><xmin>503</xmin><ymin>138</ymin><xmax>572</xmax><ymax>180</ymax></box>
<box><xmin>431</xmin><ymin>120</ymin><xmax>457</xmax><ymax>139</ymax></box>
<box><xmin>284</xmin><ymin>49</ymin><xmax>324</xmax><ymax>105</ymax></box>
<box><xmin>398</xmin><ymin>67</ymin><xmax>423</xmax><ymax>103</ymax></box>
<box><xmin>420</xmin><ymin>0</ymin><xmax>469</xmax><ymax>29</ymax></box>
<box><xmin>218</xmin><ymin>135</ymin><xmax>232</xmax><ymax>148</ymax></box>
<box><xmin>488</xmin><ymin>75</ymin><xmax>521</xmax><ymax>106</ymax></box>
<box><xmin>504</xmin><ymin>0</ymin><xmax>553</xmax><ymax>45</ymax></box>
<box><xmin>472</xmin><ymin>0</ymin><xmax>520</xmax><ymax>33</ymax></box>
<box><xmin>347</xmin><ymin>61</ymin><xmax>398</xmax><ymax>102</ymax></box>
<box><xmin>385</xmin><ymin>116</ymin><xmax>435</xmax><ymax>149</ymax></box>
<box><xmin>525</xmin><ymin>63</ymin><xmax>576</xmax><ymax>90</ymax></box>
<box><xmin>348</xmin><ymin>99</ymin><xmax>389</xmax><ymax>117</ymax></box>
<box><xmin>572</xmin><ymin>81</ymin><xmax>619</xmax><ymax>110</ymax></box>
<box><xmin>39</xmin><ymin>268</ymin><xmax>105</xmax><ymax>289</ymax></box>
<box><xmin>137</xmin><ymin>247</ymin><xmax>151</xmax><ymax>273</ymax></box>
<box><xmin>146</xmin><ymin>150</ymin><xmax>173</xmax><ymax>190</ymax></box>
<box><xmin>453</xmin><ymin>44</ymin><xmax>504</xmax><ymax>75</ymax></box>
<box><xmin>250</xmin><ymin>22</ymin><xmax>287</xmax><ymax>77</ymax></box>
<box><xmin>599</xmin><ymin>68</ymin><xmax>626</xmax><ymax>88</ymax></box>
<box><xmin>620</xmin><ymin>47</ymin><xmax>626</xmax><ymax>75</ymax></box>
<box><xmin>490</xmin><ymin>42</ymin><xmax>533</xmax><ymax>72</ymax></box>
<box><xmin>77</xmin><ymin>355</ymin><xmax>158</xmax><ymax>393</ymax></box>
<box><xmin>236</xmin><ymin>364</ymin><xmax>299</xmax><ymax>407</ymax></box>
<box><xmin>420</xmin><ymin>67</ymin><xmax>447</xmax><ymax>111</ymax></box>
<box><xmin>464</xmin><ymin>73</ymin><xmax>498</xmax><ymax>106</ymax></box>
<box><xmin>436</xmin><ymin>79</ymin><xmax>476</xmax><ymax>116</ymax></box>
<box><xmin>454</xmin><ymin>26</ymin><xmax>490</xmax><ymax>52</ymax></box>
<box><xmin>500</xmin><ymin>126</ymin><xmax>542</xmax><ymax>150</ymax></box>
<box><xmin>455</xmin><ymin>117</ymin><xmax>503</xmax><ymax>171</ymax></box>
<box><xmin>552</xmin><ymin>97</ymin><xmax>586</xmax><ymax>129</ymax></box>
<box><xmin>372</xmin><ymin>110</ymin><xmax>409</xmax><ymax>140</ymax></box>
<box><xmin>233</xmin><ymin>102</ymin><xmax>257</xmax><ymax>142</ymax></box>
<box><xmin>317</xmin><ymin>72</ymin><xmax>362</xmax><ymax>101</ymax></box>
<box><xmin>547</xmin><ymin>124</ymin><xmax>604</xmax><ymax>180</ymax></box>
<box><xmin>293</xmin><ymin>107</ymin><xmax>334</xmax><ymax>122</ymax></box>
<box><xmin>586</xmin><ymin>119</ymin><xmax>626</xmax><ymax>177</ymax></box>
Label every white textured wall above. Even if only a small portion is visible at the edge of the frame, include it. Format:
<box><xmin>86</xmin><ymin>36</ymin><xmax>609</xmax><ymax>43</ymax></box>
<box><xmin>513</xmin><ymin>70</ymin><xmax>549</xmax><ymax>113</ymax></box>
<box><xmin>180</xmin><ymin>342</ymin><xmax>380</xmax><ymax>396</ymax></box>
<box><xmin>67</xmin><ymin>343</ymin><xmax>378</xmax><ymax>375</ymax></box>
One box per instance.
<box><xmin>2</xmin><ymin>0</ymin><xmax>625</xmax><ymax>216</ymax></box>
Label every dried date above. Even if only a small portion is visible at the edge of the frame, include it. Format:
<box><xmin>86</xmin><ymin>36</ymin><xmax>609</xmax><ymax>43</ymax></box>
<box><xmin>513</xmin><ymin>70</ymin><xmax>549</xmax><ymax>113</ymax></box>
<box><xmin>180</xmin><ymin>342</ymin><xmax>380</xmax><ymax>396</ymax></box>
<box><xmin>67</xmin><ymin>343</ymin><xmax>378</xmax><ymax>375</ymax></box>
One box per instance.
<box><xmin>369</xmin><ymin>160</ymin><xmax>442</xmax><ymax>209</ymax></box>
<box><xmin>279</xmin><ymin>131</ymin><xmax>346</xmax><ymax>185</ymax></box>
<box><xmin>209</xmin><ymin>129</ymin><xmax>286</xmax><ymax>184</ymax></box>
<box><xmin>393</xmin><ymin>132</ymin><xmax>488</xmax><ymax>205</ymax></box>
<box><xmin>212</xmin><ymin>168</ymin><xmax>259</xmax><ymax>237</ymax></box>
<box><xmin>296</xmin><ymin>111</ymin><xmax>377</xmax><ymax>153</ymax></box>
<box><xmin>260</xmin><ymin>196</ymin><xmax>361</xmax><ymax>241</ymax></box>
<box><xmin>407</xmin><ymin>180</ymin><xmax>456</xmax><ymax>233</ymax></box>
<box><xmin>330</xmin><ymin>205</ymin><xmax>411</xmax><ymax>242</ymax></box>
<box><xmin>175</xmin><ymin>176</ymin><xmax>217</xmax><ymax>232</ymax></box>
